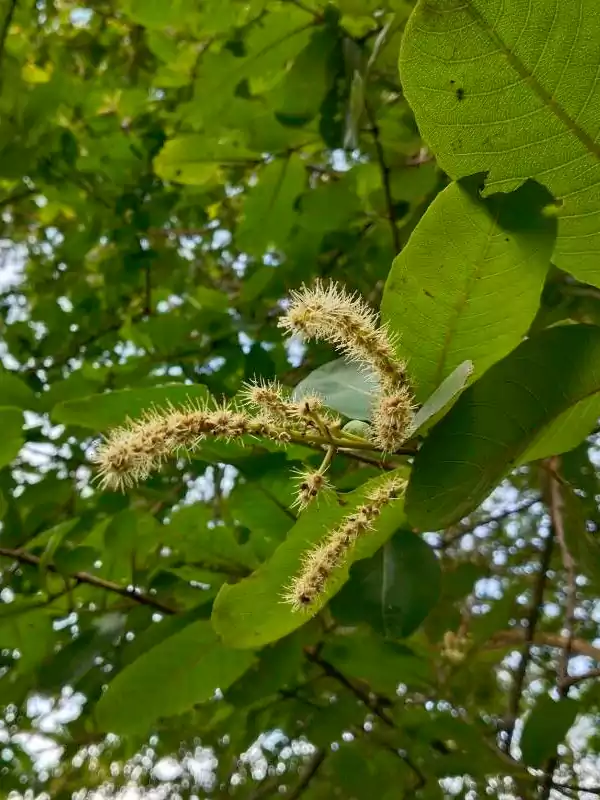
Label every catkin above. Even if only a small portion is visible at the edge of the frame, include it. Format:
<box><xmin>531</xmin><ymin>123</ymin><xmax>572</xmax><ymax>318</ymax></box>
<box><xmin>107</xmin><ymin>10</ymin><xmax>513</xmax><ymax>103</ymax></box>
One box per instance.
<box><xmin>92</xmin><ymin>403</ymin><xmax>289</xmax><ymax>491</ymax></box>
<box><xmin>278</xmin><ymin>280</ymin><xmax>407</xmax><ymax>392</ymax></box>
<box><xmin>284</xmin><ymin>475</ymin><xmax>406</xmax><ymax>611</ymax></box>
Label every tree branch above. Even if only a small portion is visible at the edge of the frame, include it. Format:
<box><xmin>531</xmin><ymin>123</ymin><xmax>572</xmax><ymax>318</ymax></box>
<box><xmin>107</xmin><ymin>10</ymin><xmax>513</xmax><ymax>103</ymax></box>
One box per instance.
<box><xmin>287</xmin><ymin>750</ymin><xmax>327</xmax><ymax>800</ymax></box>
<box><xmin>540</xmin><ymin>458</ymin><xmax>578</xmax><ymax>800</ymax></box>
<box><xmin>364</xmin><ymin>101</ymin><xmax>401</xmax><ymax>254</ymax></box>
<box><xmin>503</xmin><ymin>524</ymin><xmax>555</xmax><ymax>752</ymax></box>
<box><xmin>489</xmin><ymin>630</ymin><xmax>600</xmax><ymax>661</ymax></box>
<box><xmin>0</xmin><ymin>547</ymin><xmax>177</xmax><ymax>615</ymax></box>
<box><xmin>0</xmin><ymin>0</ymin><xmax>17</xmax><ymax>65</ymax></box>
<box><xmin>440</xmin><ymin>495</ymin><xmax>541</xmax><ymax>549</ymax></box>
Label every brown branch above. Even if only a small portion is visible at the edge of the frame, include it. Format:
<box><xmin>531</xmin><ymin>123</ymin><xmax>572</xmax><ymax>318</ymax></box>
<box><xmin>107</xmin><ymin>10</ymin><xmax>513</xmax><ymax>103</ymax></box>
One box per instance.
<box><xmin>0</xmin><ymin>547</ymin><xmax>177</xmax><ymax>615</ymax></box>
<box><xmin>304</xmin><ymin>647</ymin><xmax>427</xmax><ymax>789</ymax></box>
<box><xmin>0</xmin><ymin>0</ymin><xmax>17</xmax><ymax>65</ymax></box>
<box><xmin>561</xmin><ymin>667</ymin><xmax>600</xmax><ymax>690</ymax></box>
<box><xmin>489</xmin><ymin>630</ymin><xmax>600</xmax><ymax>661</ymax></box>
<box><xmin>540</xmin><ymin>459</ymin><xmax>578</xmax><ymax>800</ymax></box>
<box><xmin>503</xmin><ymin>525</ymin><xmax>555</xmax><ymax>752</ymax></box>
<box><xmin>440</xmin><ymin>495</ymin><xmax>541</xmax><ymax>549</ymax></box>
<box><xmin>287</xmin><ymin>750</ymin><xmax>327</xmax><ymax>800</ymax></box>
<box><xmin>364</xmin><ymin>101</ymin><xmax>400</xmax><ymax>254</ymax></box>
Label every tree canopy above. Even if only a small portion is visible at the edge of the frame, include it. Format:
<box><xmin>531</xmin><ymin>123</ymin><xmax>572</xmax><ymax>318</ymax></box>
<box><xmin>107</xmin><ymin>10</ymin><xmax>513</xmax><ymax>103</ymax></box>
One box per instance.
<box><xmin>3</xmin><ymin>0</ymin><xmax>600</xmax><ymax>798</ymax></box>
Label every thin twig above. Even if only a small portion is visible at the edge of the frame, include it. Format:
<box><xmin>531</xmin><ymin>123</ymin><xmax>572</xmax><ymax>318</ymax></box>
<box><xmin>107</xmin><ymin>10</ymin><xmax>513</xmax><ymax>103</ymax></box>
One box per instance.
<box><xmin>364</xmin><ymin>100</ymin><xmax>400</xmax><ymax>254</ymax></box>
<box><xmin>560</xmin><ymin>667</ymin><xmax>600</xmax><ymax>690</ymax></box>
<box><xmin>488</xmin><ymin>630</ymin><xmax>600</xmax><ymax>662</ymax></box>
<box><xmin>0</xmin><ymin>547</ymin><xmax>177</xmax><ymax>615</ymax></box>
<box><xmin>540</xmin><ymin>458</ymin><xmax>578</xmax><ymax>800</ymax></box>
<box><xmin>304</xmin><ymin>647</ymin><xmax>427</xmax><ymax>789</ymax></box>
<box><xmin>503</xmin><ymin>525</ymin><xmax>555</xmax><ymax>753</ymax></box>
<box><xmin>287</xmin><ymin>750</ymin><xmax>327</xmax><ymax>800</ymax></box>
<box><xmin>441</xmin><ymin>496</ymin><xmax>541</xmax><ymax>549</ymax></box>
<box><xmin>0</xmin><ymin>0</ymin><xmax>17</xmax><ymax>65</ymax></box>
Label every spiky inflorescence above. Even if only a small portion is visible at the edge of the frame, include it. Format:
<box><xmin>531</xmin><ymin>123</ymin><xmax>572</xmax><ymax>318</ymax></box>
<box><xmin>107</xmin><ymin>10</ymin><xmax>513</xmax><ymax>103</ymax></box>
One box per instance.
<box><xmin>278</xmin><ymin>280</ymin><xmax>406</xmax><ymax>392</ymax></box>
<box><xmin>292</xmin><ymin>469</ymin><xmax>332</xmax><ymax>512</ymax></box>
<box><xmin>92</xmin><ymin>403</ymin><xmax>289</xmax><ymax>491</ymax></box>
<box><xmin>283</xmin><ymin>475</ymin><xmax>406</xmax><ymax>611</ymax></box>
<box><xmin>372</xmin><ymin>387</ymin><xmax>415</xmax><ymax>452</ymax></box>
<box><xmin>240</xmin><ymin>378</ymin><xmax>290</xmax><ymax>422</ymax></box>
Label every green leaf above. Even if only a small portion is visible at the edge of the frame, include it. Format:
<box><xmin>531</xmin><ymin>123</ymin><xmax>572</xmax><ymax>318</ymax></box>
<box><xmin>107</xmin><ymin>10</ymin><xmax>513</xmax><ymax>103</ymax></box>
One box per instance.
<box><xmin>212</xmin><ymin>468</ymin><xmax>408</xmax><ymax>649</ymax></box>
<box><xmin>154</xmin><ymin>135</ymin><xmax>260</xmax><ymax>186</ymax></box>
<box><xmin>95</xmin><ymin>620</ymin><xmax>255</xmax><ymax>735</ymax></box>
<box><xmin>411</xmin><ymin>360</ymin><xmax>473</xmax><ymax>436</ymax></box>
<box><xmin>273</xmin><ymin>27</ymin><xmax>338</xmax><ymax>125</ymax></box>
<box><xmin>52</xmin><ymin>384</ymin><xmax>209</xmax><ymax>430</ymax></box>
<box><xmin>520</xmin><ymin>394</ymin><xmax>600</xmax><ymax>462</ymax></box>
<box><xmin>0</xmin><ymin>371</ymin><xmax>36</xmax><ymax>410</ymax></box>
<box><xmin>337</xmin><ymin>532</ymin><xmax>441</xmax><ymax>638</ymax></box>
<box><xmin>293</xmin><ymin>358</ymin><xmax>378</xmax><ymax>421</ymax></box>
<box><xmin>399</xmin><ymin>0</ymin><xmax>600</xmax><ymax>285</ymax></box>
<box><xmin>321</xmin><ymin>630</ymin><xmax>430</xmax><ymax>694</ymax></box>
<box><xmin>236</xmin><ymin>155</ymin><xmax>305</xmax><ymax>256</ymax></box>
<box><xmin>406</xmin><ymin>325</ymin><xmax>600</xmax><ymax>530</ymax></box>
<box><xmin>0</xmin><ymin>407</ymin><xmax>24</xmax><ymax>469</ymax></box>
<box><xmin>520</xmin><ymin>695</ymin><xmax>580</xmax><ymax>768</ymax></box>
<box><xmin>381</xmin><ymin>179</ymin><xmax>555</xmax><ymax>402</ymax></box>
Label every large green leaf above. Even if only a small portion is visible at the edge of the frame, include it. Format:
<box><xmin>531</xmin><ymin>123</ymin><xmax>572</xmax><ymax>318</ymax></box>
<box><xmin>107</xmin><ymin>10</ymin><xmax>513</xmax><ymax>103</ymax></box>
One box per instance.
<box><xmin>520</xmin><ymin>394</ymin><xmax>600</xmax><ymax>462</ymax></box>
<box><xmin>520</xmin><ymin>695</ymin><xmax>580</xmax><ymax>768</ymax></box>
<box><xmin>52</xmin><ymin>384</ymin><xmax>209</xmax><ymax>430</ymax></box>
<box><xmin>399</xmin><ymin>0</ymin><xmax>600</xmax><ymax>286</ymax></box>
<box><xmin>0</xmin><ymin>372</ymin><xmax>36</xmax><ymax>411</ymax></box>
<box><xmin>411</xmin><ymin>360</ymin><xmax>473</xmax><ymax>436</ymax></box>
<box><xmin>406</xmin><ymin>325</ymin><xmax>600</xmax><ymax>530</ymax></box>
<box><xmin>333</xmin><ymin>532</ymin><xmax>441</xmax><ymax>638</ymax></box>
<box><xmin>381</xmin><ymin>179</ymin><xmax>555</xmax><ymax>402</ymax></box>
<box><xmin>0</xmin><ymin>407</ymin><xmax>24</xmax><ymax>469</ymax></box>
<box><xmin>95</xmin><ymin>620</ymin><xmax>255</xmax><ymax>735</ymax></box>
<box><xmin>212</xmin><ymin>468</ymin><xmax>408</xmax><ymax>649</ymax></box>
<box><xmin>293</xmin><ymin>358</ymin><xmax>378</xmax><ymax>421</ymax></box>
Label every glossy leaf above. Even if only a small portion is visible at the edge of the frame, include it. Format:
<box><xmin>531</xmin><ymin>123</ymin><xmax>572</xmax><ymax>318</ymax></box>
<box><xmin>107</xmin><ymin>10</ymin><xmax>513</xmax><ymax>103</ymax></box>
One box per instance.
<box><xmin>335</xmin><ymin>532</ymin><xmax>441</xmax><ymax>638</ymax></box>
<box><xmin>400</xmin><ymin>0</ymin><xmax>600</xmax><ymax>285</ymax></box>
<box><xmin>381</xmin><ymin>179</ymin><xmax>555</xmax><ymax>402</ymax></box>
<box><xmin>293</xmin><ymin>358</ymin><xmax>379</xmax><ymax>421</ymax></box>
<box><xmin>407</xmin><ymin>325</ymin><xmax>600</xmax><ymax>529</ymax></box>
<box><xmin>520</xmin><ymin>695</ymin><xmax>580</xmax><ymax>768</ymax></box>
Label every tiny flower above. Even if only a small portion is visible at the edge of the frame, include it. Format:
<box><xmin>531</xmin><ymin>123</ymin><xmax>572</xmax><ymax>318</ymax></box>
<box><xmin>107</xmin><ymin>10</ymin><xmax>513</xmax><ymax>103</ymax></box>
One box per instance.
<box><xmin>240</xmin><ymin>379</ymin><xmax>290</xmax><ymax>422</ymax></box>
<box><xmin>292</xmin><ymin>469</ymin><xmax>332</xmax><ymax>511</ymax></box>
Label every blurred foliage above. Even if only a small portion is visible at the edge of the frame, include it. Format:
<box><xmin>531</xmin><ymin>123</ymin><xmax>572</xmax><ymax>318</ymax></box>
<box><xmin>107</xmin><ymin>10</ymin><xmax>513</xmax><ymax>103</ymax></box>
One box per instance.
<box><xmin>2</xmin><ymin>1</ymin><xmax>600</xmax><ymax>799</ymax></box>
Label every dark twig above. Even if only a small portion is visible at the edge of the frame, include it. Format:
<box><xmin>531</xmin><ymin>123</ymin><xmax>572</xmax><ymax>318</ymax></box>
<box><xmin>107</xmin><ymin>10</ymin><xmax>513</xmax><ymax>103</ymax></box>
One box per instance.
<box><xmin>0</xmin><ymin>547</ymin><xmax>177</xmax><ymax>615</ymax></box>
<box><xmin>0</xmin><ymin>0</ymin><xmax>17</xmax><ymax>65</ymax></box>
<box><xmin>304</xmin><ymin>647</ymin><xmax>427</xmax><ymax>789</ymax></box>
<box><xmin>441</xmin><ymin>495</ymin><xmax>541</xmax><ymax>549</ymax></box>
<box><xmin>503</xmin><ymin>524</ymin><xmax>555</xmax><ymax>752</ymax></box>
<box><xmin>287</xmin><ymin>750</ymin><xmax>327</xmax><ymax>800</ymax></box>
<box><xmin>364</xmin><ymin>100</ymin><xmax>400</xmax><ymax>254</ymax></box>
<box><xmin>540</xmin><ymin>459</ymin><xmax>578</xmax><ymax>800</ymax></box>
<box><xmin>560</xmin><ymin>667</ymin><xmax>600</xmax><ymax>690</ymax></box>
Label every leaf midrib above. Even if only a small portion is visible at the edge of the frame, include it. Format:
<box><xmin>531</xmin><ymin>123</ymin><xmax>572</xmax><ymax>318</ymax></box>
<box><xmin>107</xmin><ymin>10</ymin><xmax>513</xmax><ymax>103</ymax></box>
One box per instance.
<box><xmin>464</xmin><ymin>0</ymin><xmax>600</xmax><ymax>162</ymax></box>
